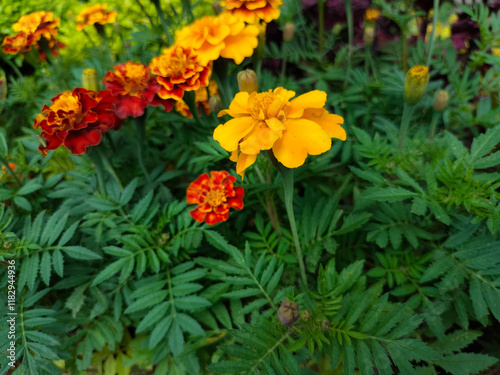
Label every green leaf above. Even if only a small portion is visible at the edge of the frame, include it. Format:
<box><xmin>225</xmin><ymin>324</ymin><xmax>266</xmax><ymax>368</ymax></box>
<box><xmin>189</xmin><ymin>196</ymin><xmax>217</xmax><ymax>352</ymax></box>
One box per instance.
<box><xmin>434</xmin><ymin>353</ymin><xmax>498</xmax><ymax>375</ymax></box>
<box><xmin>57</xmin><ymin>220</ymin><xmax>80</xmax><ymax>247</ymax></box>
<box><xmin>40</xmin><ymin>251</ymin><xmax>51</xmax><ymax>286</ymax></box>
<box><xmin>130</xmin><ymin>190</ymin><xmax>154</xmax><ymax>223</ymax></box>
<box><xmin>169</xmin><ymin>319</ymin><xmax>184</xmax><ymax>357</ymax></box>
<box><xmin>363</xmin><ymin>187</ymin><xmax>418</xmax><ymax>202</ymax></box>
<box><xmin>14</xmin><ymin>196</ymin><xmax>31</xmax><ymax>211</ymax></box>
<box><xmin>17</xmin><ymin>180</ymin><xmax>43</xmax><ymax>196</ymax></box>
<box><xmin>125</xmin><ymin>290</ymin><xmax>169</xmax><ymax>314</ymax></box>
<box><xmin>204</xmin><ymin>230</ymin><xmax>233</xmax><ymax>255</ymax></box>
<box><xmin>470</xmin><ymin>278</ymin><xmax>489</xmax><ymax>325</ymax></box>
<box><xmin>92</xmin><ymin>258</ymin><xmax>129</xmax><ymax>286</ymax></box>
<box><xmin>468</xmin><ymin>125</ymin><xmax>500</xmax><ymax>164</ymax></box>
<box><xmin>119</xmin><ymin>178</ymin><xmax>138</xmax><ymax>206</ymax></box>
<box><xmin>431</xmin><ymin>330</ymin><xmax>482</xmax><ymax>354</ymax></box>
<box><xmin>63</xmin><ymin>246</ymin><xmax>101</xmax><ymax>260</ymax></box>
<box><xmin>177</xmin><ymin>312</ymin><xmax>205</xmax><ymax>336</ymax></box>
<box><xmin>206</xmin><ymin>361</ymin><xmax>253</xmax><ymax>374</ymax></box>
<box><xmin>52</xmin><ymin>249</ymin><xmax>64</xmax><ymax>277</ymax></box>
<box><xmin>335</xmin><ymin>212</ymin><xmax>372</xmax><ymax>235</ymax></box>
<box><xmin>149</xmin><ymin>314</ymin><xmax>173</xmax><ymax>349</ymax></box>
<box><xmin>175</xmin><ymin>295</ymin><xmax>211</xmax><ymax>311</ymax></box>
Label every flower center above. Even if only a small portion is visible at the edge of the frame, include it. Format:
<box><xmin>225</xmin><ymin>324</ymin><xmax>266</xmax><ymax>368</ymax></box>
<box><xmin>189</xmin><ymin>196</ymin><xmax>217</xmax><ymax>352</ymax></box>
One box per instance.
<box><xmin>250</xmin><ymin>92</ymin><xmax>275</xmax><ymax>120</ymax></box>
<box><xmin>52</xmin><ymin>91</ymin><xmax>80</xmax><ymax>114</ymax></box>
<box><xmin>120</xmin><ymin>63</ymin><xmax>149</xmax><ymax>95</ymax></box>
<box><xmin>205</xmin><ymin>188</ymin><xmax>227</xmax><ymax>207</ymax></box>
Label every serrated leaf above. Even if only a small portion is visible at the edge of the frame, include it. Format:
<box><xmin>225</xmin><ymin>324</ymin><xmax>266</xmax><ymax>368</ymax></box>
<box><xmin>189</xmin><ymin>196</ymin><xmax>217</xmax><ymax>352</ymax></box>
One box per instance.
<box><xmin>63</xmin><ymin>246</ymin><xmax>101</xmax><ymax>260</ymax></box>
<box><xmin>434</xmin><ymin>353</ymin><xmax>498</xmax><ymax>375</ymax></box>
<box><xmin>92</xmin><ymin>258</ymin><xmax>129</xmax><ymax>286</ymax></box>
<box><xmin>130</xmin><ymin>190</ymin><xmax>154</xmax><ymax>223</ymax></box>
<box><xmin>149</xmin><ymin>315</ymin><xmax>173</xmax><ymax>349</ymax></box>
<box><xmin>14</xmin><ymin>196</ymin><xmax>31</xmax><ymax>211</ymax></box>
<box><xmin>40</xmin><ymin>251</ymin><xmax>51</xmax><ymax>286</ymax></box>
<box><xmin>119</xmin><ymin>178</ymin><xmax>138</xmax><ymax>206</ymax></box>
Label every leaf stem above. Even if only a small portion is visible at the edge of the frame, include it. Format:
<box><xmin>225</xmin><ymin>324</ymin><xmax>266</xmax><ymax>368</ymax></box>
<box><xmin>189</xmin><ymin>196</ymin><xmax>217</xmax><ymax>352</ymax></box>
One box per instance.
<box><xmin>426</xmin><ymin>0</ymin><xmax>440</xmax><ymax>68</ymax></box>
<box><xmin>134</xmin><ymin>115</ymin><xmax>153</xmax><ymax>185</ymax></box>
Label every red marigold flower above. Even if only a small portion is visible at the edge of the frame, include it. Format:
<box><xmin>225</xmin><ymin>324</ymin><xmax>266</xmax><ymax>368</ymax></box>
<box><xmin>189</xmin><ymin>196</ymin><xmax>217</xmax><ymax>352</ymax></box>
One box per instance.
<box><xmin>187</xmin><ymin>171</ymin><xmax>244</xmax><ymax>225</ymax></box>
<box><xmin>1</xmin><ymin>32</ymin><xmax>34</xmax><ymax>54</ymax></box>
<box><xmin>149</xmin><ymin>44</ymin><xmax>212</xmax><ymax>101</ymax></box>
<box><xmin>33</xmin><ymin>88</ymin><xmax>118</xmax><ymax>155</ymax></box>
<box><xmin>102</xmin><ymin>61</ymin><xmax>174</xmax><ymax>119</ymax></box>
<box><xmin>76</xmin><ymin>4</ymin><xmax>117</xmax><ymax>31</ymax></box>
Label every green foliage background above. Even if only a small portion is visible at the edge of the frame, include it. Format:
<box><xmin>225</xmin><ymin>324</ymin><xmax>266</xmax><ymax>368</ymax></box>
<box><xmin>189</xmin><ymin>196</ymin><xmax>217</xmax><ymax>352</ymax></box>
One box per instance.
<box><xmin>1</xmin><ymin>0</ymin><xmax>500</xmax><ymax>374</ymax></box>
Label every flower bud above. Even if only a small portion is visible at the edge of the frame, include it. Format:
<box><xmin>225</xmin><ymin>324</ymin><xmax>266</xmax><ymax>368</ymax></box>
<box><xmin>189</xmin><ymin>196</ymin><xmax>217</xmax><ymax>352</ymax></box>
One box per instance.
<box><xmin>364</xmin><ymin>8</ymin><xmax>381</xmax><ymax>23</ymax></box>
<box><xmin>82</xmin><ymin>68</ymin><xmax>99</xmax><ymax>92</ymax></box>
<box><xmin>300</xmin><ymin>310</ymin><xmax>312</xmax><ymax>321</ymax></box>
<box><xmin>237</xmin><ymin>69</ymin><xmax>259</xmax><ymax>94</ymax></box>
<box><xmin>363</xmin><ymin>24</ymin><xmax>375</xmax><ymax>46</ymax></box>
<box><xmin>403</xmin><ymin>65</ymin><xmax>429</xmax><ymax>105</ymax></box>
<box><xmin>322</xmin><ymin>319</ymin><xmax>331</xmax><ymax>330</ymax></box>
<box><xmin>0</xmin><ymin>68</ymin><xmax>7</xmax><ymax>100</ymax></box>
<box><xmin>433</xmin><ymin>90</ymin><xmax>449</xmax><ymax>112</ymax></box>
<box><xmin>212</xmin><ymin>1</ymin><xmax>222</xmax><ymax>15</ymax></box>
<box><xmin>277</xmin><ymin>299</ymin><xmax>299</xmax><ymax>326</ymax></box>
<box><xmin>283</xmin><ymin>22</ymin><xmax>295</xmax><ymax>42</ymax></box>
<box><xmin>209</xmin><ymin>94</ymin><xmax>222</xmax><ymax>113</ymax></box>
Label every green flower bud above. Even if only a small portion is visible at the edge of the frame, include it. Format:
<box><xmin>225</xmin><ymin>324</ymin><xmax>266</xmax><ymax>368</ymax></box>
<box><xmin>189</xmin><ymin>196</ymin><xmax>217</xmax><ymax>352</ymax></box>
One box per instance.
<box><xmin>209</xmin><ymin>94</ymin><xmax>222</xmax><ymax>114</ymax></box>
<box><xmin>277</xmin><ymin>299</ymin><xmax>299</xmax><ymax>326</ymax></box>
<box><xmin>82</xmin><ymin>68</ymin><xmax>99</xmax><ymax>92</ymax></box>
<box><xmin>403</xmin><ymin>65</ymin><xmax>429</xmax><ymax>105</ymax></box>
<box><xmin>363</xmin><ymin>24</ymin><xmax>375</xmax><ymax>46</ymax></box>
<box><xmin>433</xmin><ymin>90</ymin><xmax>449</xmax><ymax>112</ymax></box>
<box><xmin>237</xmin><ymin>69</ymin><xmax>259</xmax><ymax>94</ymax></box>
<box><xmin>283</xmin><ymin>22</ymin><xmax>295</xmax><ymax>42</ymax></box>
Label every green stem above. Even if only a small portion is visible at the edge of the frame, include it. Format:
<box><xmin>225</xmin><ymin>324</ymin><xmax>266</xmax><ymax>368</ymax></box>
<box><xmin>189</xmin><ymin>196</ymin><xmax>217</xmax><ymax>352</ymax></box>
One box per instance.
<box><xmin>366</xmin><ymin>46</ymin><xmax>378</xmax><ymax>81</ymax></box>
<box><xmin>150</xmin><ymin>0</ymin><xmax>173</xmax><ymax>45</ymax></box>
<box><xmin>344</xmin><ymin>0</ymin><xmax>354</xmax><ymax>81</ymax></box>
<box><xmin>426</xmin><ymin>0</ymin><xmax>440</xmax><ymax>67</ymax></box>
<box><xmin>134</xmin><ymin>0</ymin><xmax>156</xmax><ymax>30</ymax></box>
<box><xmin>280</xmin><ymin>42</ymin><xmax>288</xmax><ymax>86</ymax></box>
<box><xmin>97</xmin><ymin>146</ymin><xmax>123</xmax><ymax>190</ymax></box>
<box><xmin>429</xmin><ymin>110</ymin><xmax>440</xmax><ymax>139</ymax></box>
<box><xmin>0</xmin><ymin>155</ymin><xmax>21</xmax><ymax>187</ymax></box>
<box><xmin>184</xmin><ymin>90</ymin><xmax>203</xmax><ymax>126</ymax></box>
<box><xmin>88</xmin><ymin>149</ymin><xmax>107</xmax><ymax>195</ymax></box>
<box><xmin>402</xmin><ymin>29</ymin><xmax>408</xmax><ymax>72</ymax></box>
<box><xmin>2</xmin><ymin>57</ymin><xmax>23</xmax><ymax>79</ymax></box>
<box><xmin>318</xmin><ymin>0</ymin><xmax>325</xmax><ymax>53</ymax></box>
<box><xmin>277</xmin><ymin>166</ymin><xmax>308</xmax><ymax>288</ymax></box>
<box><xmin>213</xmin><ymin>59</ymin><xmax>232</xmax><ymax>109</ymax></box>
<box><xmin>134</xmin><ymin>116</ymin><xmax>152</xmax><ymax>185</ymax></box>
<box><xmin>399</xmin><ymin>102</ymin><xmax>415</xmax><ymax>149</ymax></box>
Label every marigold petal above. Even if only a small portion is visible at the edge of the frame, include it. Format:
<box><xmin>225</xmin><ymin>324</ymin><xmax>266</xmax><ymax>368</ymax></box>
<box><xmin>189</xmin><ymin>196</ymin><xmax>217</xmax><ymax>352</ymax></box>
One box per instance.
<box><xmin>236</xmin><ymin>152</ymin><xmax>257</xmax><ymax>178</ymax></box>
<box><xmin>302</xmin><ymin>109</ymin><xmax>346</xmax><ymax>140</ymax></box>
<box><xmin>218</xmin><ymin>91</ymin><xmax>250</xmax><ymax>117</ymax></box>
<box><xmin>213</xmin><ymin>117</ymin><xmax>256</xmax><ymax>151</ymax></box>
<box><xmin>206</xmin><ymin>212</ymin><xmax>228</xmax><ymax>225</ymax></box>
<box><xmin>220</xmin><ymin>25</ymin><xmax>259</xmax><ymax>65</ymax></box>
<box><xmin>285</xmin><ymin>90</ymin><xmax>327</xmax><ymax>118</ymax></box>
<box><xmin>272</xmin><ymin>118</ymin><xmax>331</xmax><ymax>168</ymax></box>
<box><xmin>64</xmin><ymin>128</ymin><xmax>102</xmax><ymax>155</ymax></box>
<box><xmin>190</xmin><ymin>208</ymin><xmax>206</xmax><ymax>223</ymax></box>
<box><xmin>239</xmin><ymin>122</ymin><xmax>280</xmax><ymax>154</ymax></box>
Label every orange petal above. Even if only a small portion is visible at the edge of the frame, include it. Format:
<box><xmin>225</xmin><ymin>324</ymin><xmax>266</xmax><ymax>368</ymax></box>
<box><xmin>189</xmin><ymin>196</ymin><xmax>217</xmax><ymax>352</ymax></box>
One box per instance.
<box><xmin>213</xmin><ymin>116</ymin><xmax>255</xmax><ymax>151</ymax></box>
<box><xmin>285</xmin><ymin>90</ymin><xmax>327</xmax><ymax>118</ymax></box>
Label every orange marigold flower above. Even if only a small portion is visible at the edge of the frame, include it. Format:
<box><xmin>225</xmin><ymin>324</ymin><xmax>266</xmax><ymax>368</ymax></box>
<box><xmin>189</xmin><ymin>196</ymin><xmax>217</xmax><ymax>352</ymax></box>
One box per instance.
<box><xmin>187</xmin><ymin>171</ymin><xmax>244</xmax><ymax>225</ymax></box>
<box><xmin>76</xmin><ymin>4</ymin><xmax>117</xmax><ymax>31</ymax></box>
<box><xmin>33</xmin><ymin>88</ymin><xmax>118</xmax><ymax>155</ymax></box>
<box><xmin>221</xmin><ymin>0</ymin><xmax>282</xmax><ymax>24</ymax></box>
<box><xmin>103</xmin><ymin>61</ymin><xmax>174</xmax><ymax>119</ymax></box>
<box><xmin>149</xmin><ymin>45</ymin><xmax>212</xmax><ymax>101</ymax></box>
<box><xmin>3</xmin><ymin>11</ymin><xmax>64</xmax><ymax>58</ymax></box>
<box><xmin>214</xmin><ymin>88</ymin><xmax>346</xmax><ymax>178</ymax></box>
<box><xmin>176</xmin><ymin>13</ymin><xmax>259</xmax><ymax>65</ymax></box>
<box><xmin>175</xmin><ymin>80</ymin><xmax>219</xmax><ymax>118</ymax></box>
<box><xmin>1</xmin><ymin>163</ymin><xmax>17</xmax><ymax>176</ymax></box>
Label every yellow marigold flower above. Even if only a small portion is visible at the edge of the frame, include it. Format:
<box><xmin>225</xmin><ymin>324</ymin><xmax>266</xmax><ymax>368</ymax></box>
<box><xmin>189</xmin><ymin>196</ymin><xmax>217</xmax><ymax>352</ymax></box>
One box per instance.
<box><xmin>149</xmin><ymin>44</ymin><xmax>212</xmax><ymax>101</ymax></box>
<box><xmin>364</xmin><ymin>8</ymin><xmax>381</xmax><ymax>22</ymax></box>
<box><xmin>214</xmin><ymin>88</ymin><xmax>346</xmax><ymax>177</ymax></box>
<box><xmin>221</xmin><ymin>0</ymin><xmax>282</xmax><ymax>24</ymax></box>
<box><xmin>176</xmin><ymin>13</ymin><xmax>259</xmax><ymax>65</ymax></box>
<box><xmin>404</xmin><ymin>65</ymin><xmax>429</xmax><ymax>105</ymax></box>
<box><xmin>76</xmin><ymin>4</ymin><xmax>117</xmax><ymax>31</ymax></box>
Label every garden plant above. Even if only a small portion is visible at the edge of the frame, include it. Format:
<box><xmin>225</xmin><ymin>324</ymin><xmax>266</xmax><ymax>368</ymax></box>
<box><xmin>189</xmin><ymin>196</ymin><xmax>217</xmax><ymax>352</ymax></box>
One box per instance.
<box><xmin>1</xmin><ymin>0</ymin><xmax>500</xmax><ymax>374</ymax></box>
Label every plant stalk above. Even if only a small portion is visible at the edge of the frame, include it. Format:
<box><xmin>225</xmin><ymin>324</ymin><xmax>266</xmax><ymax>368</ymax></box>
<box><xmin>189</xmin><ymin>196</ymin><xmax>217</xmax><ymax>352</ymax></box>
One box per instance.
<box><xmin>399</xmin><ymin>102</ymin><xmax>415</xmax><ymax>149</ymax></box>
<box><xmin>0</xmin><ymin>155</ymin><xmax>21</xmax><ymax>187</ymax></box>
<box><xmin>134</xmin><ymin>115</ymin><xmax>153</xmax><ymax>185</ymax></box>
<box><xmin>426</xmin><ymin>0</ymin><xmax>440</xmax><ymax>67</ymax></box>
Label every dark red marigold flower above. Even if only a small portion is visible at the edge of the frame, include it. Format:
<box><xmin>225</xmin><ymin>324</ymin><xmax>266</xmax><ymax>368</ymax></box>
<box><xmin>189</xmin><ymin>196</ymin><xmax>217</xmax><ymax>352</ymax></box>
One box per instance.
<box><xmin>33</xmin><ymin>88</ymin><xmax>118</xmax><ymax>155</ymax></box>
<box><xmin>102</xmin><ymin>61</ymin><xmax>174</xmax><ymax>119</ymax></box>
<box><xmin>187</xmin><ymin>171</ymin><xmax>244</xmax><ymax>225</ymax></box>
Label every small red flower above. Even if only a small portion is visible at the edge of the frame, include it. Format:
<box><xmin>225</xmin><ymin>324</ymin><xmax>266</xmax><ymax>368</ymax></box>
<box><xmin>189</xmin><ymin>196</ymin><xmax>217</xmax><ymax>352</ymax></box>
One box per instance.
<box><xmin>187</xmin><ymin>171</ymin><xmax>244</xmax><ymax>225</ymax></box>
<box><xmin>102</xmin><ymin>61</ymin><xmax>174</xmax><ymax>119</ymax></box>
<box><xmin>33</xmin><ymin>88</ymin><xmax>118</xmax><ymax>155</ymax></box>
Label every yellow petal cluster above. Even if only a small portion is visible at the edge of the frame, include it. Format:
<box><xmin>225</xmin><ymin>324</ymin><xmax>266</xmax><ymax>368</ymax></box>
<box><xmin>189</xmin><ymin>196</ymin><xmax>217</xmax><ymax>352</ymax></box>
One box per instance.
<box><xmin>176</xmin><ymin>13</ymin><xmax>259</xmax><ymax>66</ymax></box>
<box><xmin>76</xmin><ymin>4</ymin><xmax>117</xmax><ymax>31</ymax></box>
<box><xmin>213</xmin><ymin>88</ymin><xmax>346</xmax><ymax>177</ymax></box>
<box><xmin>221</xmin><ymin>0</ymin><xmax>282</xmax><ymax>24</ymax></box>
